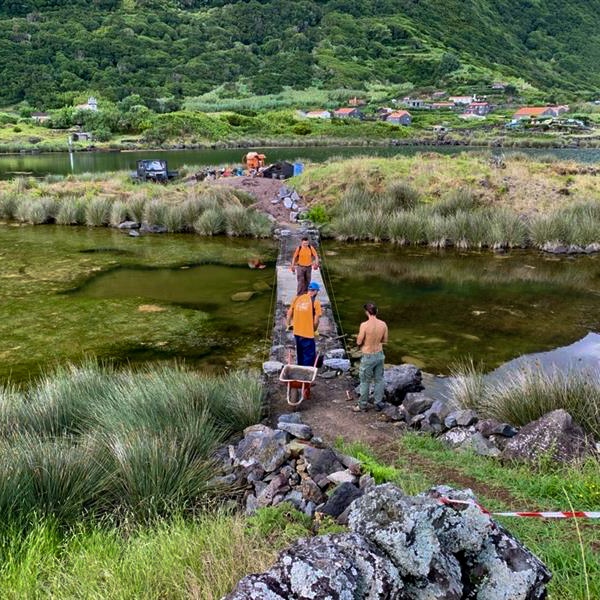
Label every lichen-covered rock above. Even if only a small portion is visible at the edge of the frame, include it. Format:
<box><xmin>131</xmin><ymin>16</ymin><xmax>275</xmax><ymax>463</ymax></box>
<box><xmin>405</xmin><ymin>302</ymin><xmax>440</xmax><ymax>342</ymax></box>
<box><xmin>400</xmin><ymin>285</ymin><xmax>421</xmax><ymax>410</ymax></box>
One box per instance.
<box><xmin>234</xmin><ymin>429</ymin><xmax>289</xmax><ymax>473</ymax></box>
<box><xmin>224</xmin><ymin>533</ymin><xmax>403</xmax><ymax>600</ymax></box>
<box><xmin>226</xmin><ymin>482</ymin><xmax>552</xmax><ymax>599</ymax></box>
<box><xmin>439</xmin><ymin>426</ymin><xmax>476</xmax><ymax>448</ymax></box>
<box><xmin>348</xmin><ymin>484</ymin><xmax>440</xmax><ymax>578</ymax></box>
<box><xmin>502</xmin><ymin>409</ymin><xmax>594</xmax><ymax>463</ymax></box>
<box><xmin>465</xmin><ymin>524</ymin><xmax>551</xmax><ymax>600</ymax></box>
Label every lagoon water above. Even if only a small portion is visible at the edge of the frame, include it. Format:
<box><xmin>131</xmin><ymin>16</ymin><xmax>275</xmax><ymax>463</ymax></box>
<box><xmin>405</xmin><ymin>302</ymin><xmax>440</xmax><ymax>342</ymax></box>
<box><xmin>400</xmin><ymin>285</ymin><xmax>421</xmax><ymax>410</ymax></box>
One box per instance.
<box><xmin>3</xmin><ymin>227</ymin><xmax>600</xmax><ymax>383</ymax></box>
<box><xmin>2</xmin><ymin>145</ymin><xmax>600</xmax><ymax>179</ymax></box>
<box><xmin>0</xmin><ymin>225</ymin><xmax>277</xmax><ymax>384</ymax></box>
<box><xmin>321</xmin><ymin>242</ymin><xmax>600</xmax><ymax>374</ymax></box>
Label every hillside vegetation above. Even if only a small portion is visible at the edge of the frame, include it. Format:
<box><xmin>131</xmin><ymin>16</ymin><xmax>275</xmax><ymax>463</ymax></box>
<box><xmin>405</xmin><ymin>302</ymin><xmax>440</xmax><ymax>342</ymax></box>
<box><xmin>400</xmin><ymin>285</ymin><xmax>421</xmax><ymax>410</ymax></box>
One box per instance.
<box><xmin>1</xmin><ymin>0</ymin><xmax>600</xmax><ymax>108</ymax></box>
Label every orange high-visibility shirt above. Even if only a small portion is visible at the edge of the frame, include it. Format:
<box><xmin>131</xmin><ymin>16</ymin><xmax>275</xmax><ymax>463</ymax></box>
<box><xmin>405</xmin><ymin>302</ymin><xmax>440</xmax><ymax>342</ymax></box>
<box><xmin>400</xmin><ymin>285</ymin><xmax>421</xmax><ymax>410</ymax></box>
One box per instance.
<box><xmin>290</xmin><ymin>293</ymin><xmax>322</xmax><ymax>338</ymax></box>
<box><xmin>293</xmin><ymin>245</ymin><xmax>318</xmax><ymax>267</ymax></box>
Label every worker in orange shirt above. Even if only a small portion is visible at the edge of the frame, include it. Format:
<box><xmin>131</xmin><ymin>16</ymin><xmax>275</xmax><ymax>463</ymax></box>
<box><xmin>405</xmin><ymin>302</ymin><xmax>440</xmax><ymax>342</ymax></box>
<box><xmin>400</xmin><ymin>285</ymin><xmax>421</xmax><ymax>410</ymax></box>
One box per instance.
<box><xmin>286</xmin><ymin>281</ymin><xmax>321</xmax><ymax>366</ymax></box>
<box><xmin>290</xmin><ymin>236</ymin><xmax>319</xmax><ymax>295</ymax></box>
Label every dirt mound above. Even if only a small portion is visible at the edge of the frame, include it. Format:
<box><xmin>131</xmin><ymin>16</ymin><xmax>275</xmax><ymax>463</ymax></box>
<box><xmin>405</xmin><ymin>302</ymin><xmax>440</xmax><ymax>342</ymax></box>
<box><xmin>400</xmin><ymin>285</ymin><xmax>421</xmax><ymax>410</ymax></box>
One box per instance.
<box><xmin>204</xmin><ymin>176</ymin><xmax>296</xmax><ymax>226</ymax></box>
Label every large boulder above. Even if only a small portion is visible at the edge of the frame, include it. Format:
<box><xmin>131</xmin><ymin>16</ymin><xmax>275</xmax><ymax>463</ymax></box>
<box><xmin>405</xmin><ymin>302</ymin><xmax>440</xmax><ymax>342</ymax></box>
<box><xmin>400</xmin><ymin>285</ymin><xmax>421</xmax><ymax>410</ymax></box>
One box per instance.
<box><xmin>502</xmin><ymin>409</ymin><xmax>594</xmax><ymax>463</ymax></box>
<box><xmin>225</xmin><ymin>484</ymin><xmax>551</xmax><ymax>599</ymax></box>
<box><xmin>225</xmin><ymin>533</ymin><xmax>403</xmax><ymax>599</ymax></box>
<box><xmin>383</xmin><ymin>364</ymin><xmax>423</xmax><ymax>405</ymax></box>
<box><xmin>234</xmin><ymin>428</ymin><xmax>289</xmax><ymax>473</ymax></box>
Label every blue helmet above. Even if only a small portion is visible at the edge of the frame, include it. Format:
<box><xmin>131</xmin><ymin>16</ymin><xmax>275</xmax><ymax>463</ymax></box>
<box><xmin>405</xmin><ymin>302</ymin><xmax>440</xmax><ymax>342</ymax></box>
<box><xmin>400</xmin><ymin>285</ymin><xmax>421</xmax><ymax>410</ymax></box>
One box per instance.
<box><xmin>308</xmin><ymin>281</ymin><xmax>320</xmax><ymax>291</ymax></box>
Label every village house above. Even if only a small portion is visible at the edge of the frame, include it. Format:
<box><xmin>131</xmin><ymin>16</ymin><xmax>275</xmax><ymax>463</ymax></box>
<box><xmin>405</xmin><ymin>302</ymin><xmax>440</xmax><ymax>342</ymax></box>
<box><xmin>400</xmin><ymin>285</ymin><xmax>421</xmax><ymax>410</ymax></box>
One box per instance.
<box><xmin>70</xmin><ymin>131</ymin><xmax>93</xmax><ymax>142</ymax></box>
<box><xmin>491</xmin><ymin>82</ymin><xmax>506</xmax><ymax>91</ymax></box>
<box><xmin>449</xmin><ymin>95</ymin><xmax>473</xmax><ymax>105</ymax></box>
<box><xmin>304</xmin><ymin>110</ymin><xmax>331</xmax><ymax>119</ymax></box>
<box><xmin>376</xmin><ymin>107</ymin><xmax>393</xmax><ymax>120</ymax></box>
<box><xmin>513</xmin><ymin>105</ymin><xmax>569</xmax><ymax>120</ymax></box>
<box><xmin>431</xmin><ymin>101</ymin><xmax>455</xmax><ymax>110</ymax></box>
<box><xmin>75</xmin><ymin>96</ymin><xmax>98</xmax><ymax>112</ymax></box>
<box><xmin>31</xmin><ymin>111</ymin><xmax>50</xmax><ymax>123</ymax></box>
<box><xmin>333</xmin><ymin>107</ymin><xmax>363</xmax><ymax>119</ymax></box>
<box><xmin>386</xmin><ymin>110</ymin><xmax>412</xmax><ymax>125</ymax></box>
<box><xmin>402</xmin><ymin>97</ymin><xmax>430</xmax><ymax>109</ymax></box>
<box><xmin>463</xmin><ymin>101</ymin><xmax>491</xmax><ymax>116</ymax></box>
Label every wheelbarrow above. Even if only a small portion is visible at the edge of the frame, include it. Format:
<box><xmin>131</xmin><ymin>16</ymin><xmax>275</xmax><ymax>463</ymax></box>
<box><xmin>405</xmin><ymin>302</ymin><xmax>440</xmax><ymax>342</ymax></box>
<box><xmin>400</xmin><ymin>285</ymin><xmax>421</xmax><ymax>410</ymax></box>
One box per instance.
<box><xmin>279</xmin><ymin>361</ymin><xmax>318</xmax><ymax>408</ymax></box>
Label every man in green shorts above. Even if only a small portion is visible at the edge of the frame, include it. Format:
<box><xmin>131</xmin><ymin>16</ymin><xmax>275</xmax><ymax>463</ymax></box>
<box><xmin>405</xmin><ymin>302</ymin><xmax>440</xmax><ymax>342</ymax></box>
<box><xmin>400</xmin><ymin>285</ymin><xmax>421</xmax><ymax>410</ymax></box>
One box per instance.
<box><xmin>353</xmin><ymin>302</ymin><xmax>388</xmax><ymax>413</ymax></box>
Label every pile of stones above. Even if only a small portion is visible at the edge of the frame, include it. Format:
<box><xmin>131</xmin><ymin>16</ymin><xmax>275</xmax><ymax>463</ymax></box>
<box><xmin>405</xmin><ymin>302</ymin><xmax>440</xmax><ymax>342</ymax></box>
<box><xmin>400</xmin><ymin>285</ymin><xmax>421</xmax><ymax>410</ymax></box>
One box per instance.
<box><xmin>270</xmin><ymin>186</ymin><xmax>304</xmax><ymax>221</ymax></box>
<box><xmin>379</xmin><ymin>388</ymin><xmax>596</xmax><ymax>463</ymax></box>
<box><xmin>214</xmin><ymin>414</ymin><xmax>372</xmax><ymax>520</ymax></box>
<box><xmin>225</xmin><ymin>483</ymin><xmax>552</xmax><ymax>599</ymax></box>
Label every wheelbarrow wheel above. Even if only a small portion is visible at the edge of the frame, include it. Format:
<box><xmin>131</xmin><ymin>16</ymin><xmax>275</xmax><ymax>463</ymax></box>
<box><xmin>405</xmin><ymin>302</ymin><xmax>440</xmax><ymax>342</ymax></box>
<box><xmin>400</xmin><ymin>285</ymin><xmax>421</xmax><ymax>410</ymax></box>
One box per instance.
<box><xmin>289</xmin><ymin>386</ymin><xmax>301</xmax><ymax>411</ymax></box>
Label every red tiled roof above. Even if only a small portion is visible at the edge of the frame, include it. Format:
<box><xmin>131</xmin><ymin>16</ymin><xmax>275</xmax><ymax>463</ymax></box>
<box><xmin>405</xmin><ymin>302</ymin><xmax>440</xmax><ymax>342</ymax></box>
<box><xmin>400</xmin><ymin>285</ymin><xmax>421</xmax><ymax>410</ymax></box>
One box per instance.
<box><xmin>514</xmin><ymin>107</ymin><xmax>551</xmax><ymax>116</ymax></box>
<box><xmin>335</xmin><ymin>107</ymin><xmax>357</xmax><ymax>114</ymax></box>
<box><xmin>388</xmin><ymin>111</ymin><xmax>410</xmax><ymax>118</ymax></box>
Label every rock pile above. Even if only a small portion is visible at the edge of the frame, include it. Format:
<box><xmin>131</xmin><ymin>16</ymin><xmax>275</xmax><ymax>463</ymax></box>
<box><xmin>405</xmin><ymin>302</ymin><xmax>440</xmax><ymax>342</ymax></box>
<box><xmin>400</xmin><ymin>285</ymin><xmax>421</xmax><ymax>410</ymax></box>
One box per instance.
<box><xmin>380</xmin><ymin>390</ymin><xmax>596</xmax><ymax>463</ymax></box>
<box><xmin>225</xmin><ymin>483</ymin><xmax>552</xmax><ymax>599</ymax></box>
<box><xmin>270</xmin><ymin>186</ymin><xmax>305</xmax><ymax>221</ymax></box>
<box><xmin>215</xmin><ymin>414</ymin><xmax>372</xmax><ymax>519</ymax></box>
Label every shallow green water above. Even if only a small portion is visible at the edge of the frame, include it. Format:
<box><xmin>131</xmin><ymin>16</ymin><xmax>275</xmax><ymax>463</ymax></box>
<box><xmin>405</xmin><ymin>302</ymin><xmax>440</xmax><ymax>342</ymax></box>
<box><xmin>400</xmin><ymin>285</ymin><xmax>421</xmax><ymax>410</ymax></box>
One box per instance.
<box><xmin>3</xmin><ymin>225</ymin><xmax>600</xmax><ymax>383</ymax></box>
<box><xmin>0</xmin><ymin>225</ymin><xmax>277</xmax><ymax>384</ymax></box>
<box><xmin>322</xmin><ymin>243</ymin><xmax>600</xmax><ymax>374</ymax></box>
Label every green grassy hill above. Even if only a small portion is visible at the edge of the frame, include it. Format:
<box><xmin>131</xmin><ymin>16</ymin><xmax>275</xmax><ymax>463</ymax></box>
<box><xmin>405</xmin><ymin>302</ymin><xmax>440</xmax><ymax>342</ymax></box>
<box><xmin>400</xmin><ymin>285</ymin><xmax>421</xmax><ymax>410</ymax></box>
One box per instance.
<box><xmin>1</xmin><ymin>0</ymin><xmax>599</xmax><ymax>107</ymax></box>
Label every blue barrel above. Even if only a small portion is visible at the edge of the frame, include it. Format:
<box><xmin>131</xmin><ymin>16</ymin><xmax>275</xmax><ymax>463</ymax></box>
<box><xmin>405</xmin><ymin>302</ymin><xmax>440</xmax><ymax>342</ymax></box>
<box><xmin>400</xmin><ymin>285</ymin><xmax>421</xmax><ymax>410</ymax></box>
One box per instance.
<box><xmin>293</xmin><ymin>162</ymin><xmax>304</xmax><ymax>176</ymax></box>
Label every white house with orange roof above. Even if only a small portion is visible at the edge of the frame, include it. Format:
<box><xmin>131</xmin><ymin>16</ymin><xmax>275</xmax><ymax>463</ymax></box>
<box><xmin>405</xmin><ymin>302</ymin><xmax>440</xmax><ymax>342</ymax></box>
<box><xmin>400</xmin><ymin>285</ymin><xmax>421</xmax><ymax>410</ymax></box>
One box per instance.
<box><xmin>304</xmin><ymin>110</ymin><xmax>331</xmax><ymax>119</ymax></box>
<box><xmin>513</xmin><ymin>106</ymin><xmax>568</xmax><ymax>120</ymax></box>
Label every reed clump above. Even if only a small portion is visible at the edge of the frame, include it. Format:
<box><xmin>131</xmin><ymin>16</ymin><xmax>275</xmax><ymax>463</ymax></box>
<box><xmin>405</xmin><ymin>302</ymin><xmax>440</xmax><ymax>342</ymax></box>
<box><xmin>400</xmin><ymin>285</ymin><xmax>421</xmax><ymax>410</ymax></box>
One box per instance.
<box><xmin>328</xmin><ymin>185</ymin><xmax>600</xmax><ymax>250</ymax></box>
<box><xmin>0</xmin><ymin>362</ymin><xmax>264</xmax><ymax>527</ymax></box>
<box><xmin>449</xmin><ymin>361</ymin><xmax>600</xmax><ymax>438</ymax></box>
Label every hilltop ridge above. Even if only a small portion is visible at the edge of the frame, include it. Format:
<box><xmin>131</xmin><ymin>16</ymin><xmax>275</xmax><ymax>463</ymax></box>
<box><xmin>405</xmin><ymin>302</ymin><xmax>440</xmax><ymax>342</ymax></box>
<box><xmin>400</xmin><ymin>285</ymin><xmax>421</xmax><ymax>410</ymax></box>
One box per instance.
<box><xmin>1</xmin><ymin>0</ymin><xmax>599</xmax><ymax>107</ymax></box>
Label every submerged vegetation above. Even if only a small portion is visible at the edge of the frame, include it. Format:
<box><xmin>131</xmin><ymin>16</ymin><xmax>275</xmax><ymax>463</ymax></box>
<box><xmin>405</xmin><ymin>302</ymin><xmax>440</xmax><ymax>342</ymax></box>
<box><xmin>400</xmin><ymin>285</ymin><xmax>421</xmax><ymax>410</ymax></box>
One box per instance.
<box><xmin>0</xmin><ymin>224</ymin><xmax>276</xmax><ymax>383</ymax></box>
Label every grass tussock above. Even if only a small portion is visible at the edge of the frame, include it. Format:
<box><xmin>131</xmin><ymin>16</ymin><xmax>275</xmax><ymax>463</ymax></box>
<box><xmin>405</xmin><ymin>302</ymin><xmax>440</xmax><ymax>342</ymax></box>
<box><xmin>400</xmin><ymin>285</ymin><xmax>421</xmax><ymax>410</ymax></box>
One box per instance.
<box><xmin>56</xmin><ymin>196</ymin><xmax>86</xmax><ymax>225</ymax></box>
<box><xmin>85</xmin><ymin>197</ymin><xmax>112</xmax><ymax>227</ymax></box>
<box><xmin>0</xmin><ymin>178</ymin><xmax>271</xmax><ymax>239</ymax></box>
<box><xmin>328</xmin><ymin>187</ymin><xmax>600</xmax><ymax>250</ymax></box>
<box><xmin>449</xmin><ymin>361</ymin><xmax>600</xmax><ymax>438</ymax></box>
<box><xmin>0</xmin><ymin>361</ymin><xmax>264</xmax><ymax>527</ymax></box>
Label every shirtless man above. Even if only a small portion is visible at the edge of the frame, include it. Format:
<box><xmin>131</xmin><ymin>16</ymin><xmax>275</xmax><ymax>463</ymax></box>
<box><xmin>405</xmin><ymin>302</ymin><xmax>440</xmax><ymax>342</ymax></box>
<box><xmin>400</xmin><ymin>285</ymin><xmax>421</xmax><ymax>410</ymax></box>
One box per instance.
<box><xmin>353</xmin><ymin>302</ymin><xmax>388</xmax><ymax>413</ymax></box>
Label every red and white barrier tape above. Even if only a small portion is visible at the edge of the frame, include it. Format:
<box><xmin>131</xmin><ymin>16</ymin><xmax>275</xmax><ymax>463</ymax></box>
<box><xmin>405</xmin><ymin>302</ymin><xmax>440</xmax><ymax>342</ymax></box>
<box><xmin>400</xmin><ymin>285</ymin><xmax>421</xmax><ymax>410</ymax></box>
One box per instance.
<box><xmin>439</xmin><ymin>497</ymin><xmax>600</xmax><ymax>519</ymax></box>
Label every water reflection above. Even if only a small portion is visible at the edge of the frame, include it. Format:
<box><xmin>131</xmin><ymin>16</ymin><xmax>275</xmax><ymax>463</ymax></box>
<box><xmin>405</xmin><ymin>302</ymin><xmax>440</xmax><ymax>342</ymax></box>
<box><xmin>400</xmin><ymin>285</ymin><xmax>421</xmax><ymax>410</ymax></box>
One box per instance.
<box><xmin>323</xmin><ymin>243</ymin><xmax>600</xmax><ymax>373</ymax></box>
<box><xmin>3</xmin><ymin>145</ymin><xmax>600</xmax><ymax>179</ymax></box>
